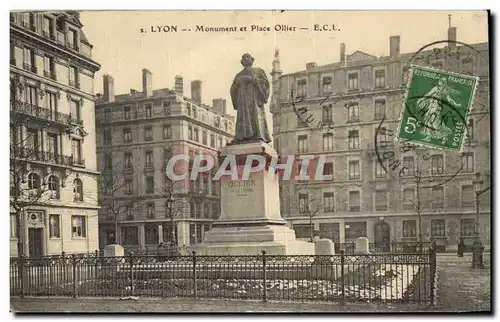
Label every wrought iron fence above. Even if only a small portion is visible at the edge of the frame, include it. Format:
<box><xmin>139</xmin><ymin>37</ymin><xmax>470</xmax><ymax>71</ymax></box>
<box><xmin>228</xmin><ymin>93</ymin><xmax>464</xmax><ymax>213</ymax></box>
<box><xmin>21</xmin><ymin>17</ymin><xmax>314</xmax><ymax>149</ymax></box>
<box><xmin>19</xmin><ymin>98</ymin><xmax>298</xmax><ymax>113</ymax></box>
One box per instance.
<box><xmin>337</xmin><ymin>241</ymin><xmax>432</xmax><ymax>255</ymax></box>
<box><xmin>10</xmin><ymin>245</ymin><xmax>437</xmax><ymax>304</ymax></box>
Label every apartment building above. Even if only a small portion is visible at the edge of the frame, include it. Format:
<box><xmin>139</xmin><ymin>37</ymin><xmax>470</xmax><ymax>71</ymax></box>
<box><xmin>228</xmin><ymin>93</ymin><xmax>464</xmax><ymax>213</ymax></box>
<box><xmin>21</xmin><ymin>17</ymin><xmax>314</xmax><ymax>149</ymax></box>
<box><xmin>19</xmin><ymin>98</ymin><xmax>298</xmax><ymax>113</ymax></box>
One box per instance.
<box><xmin>10</xmin><ymin>11</ymin><xmax>101</xmax><ymax>257</ymax></box>
<box><xmin>95</xmin><ymin>70</ymin><xmax>235</xmax><ymax>250</ymax></box>
<box><xmin>270</xmin><ymin>22</ymin><xmax>491</xmax><ymax>252</ymax></box>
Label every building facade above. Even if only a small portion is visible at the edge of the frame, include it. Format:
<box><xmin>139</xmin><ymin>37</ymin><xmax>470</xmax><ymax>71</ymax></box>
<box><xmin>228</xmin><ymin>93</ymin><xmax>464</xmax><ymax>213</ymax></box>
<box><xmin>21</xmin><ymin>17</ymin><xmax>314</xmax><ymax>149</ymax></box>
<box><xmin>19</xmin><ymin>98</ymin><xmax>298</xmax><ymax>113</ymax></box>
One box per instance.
<box><xmin>95</xmin><ymin>71</ymin><xmax>235</xmax><ymax>250</ymax></box>
<box><xmin>270</xmin><ymin>23</ymin><xmax>491</xmax><ymax>252</ymax></box>
<box><xmin>10</xmin><ymin>11</ymin><xmax>101</xmax><ymax>257</ymax></box>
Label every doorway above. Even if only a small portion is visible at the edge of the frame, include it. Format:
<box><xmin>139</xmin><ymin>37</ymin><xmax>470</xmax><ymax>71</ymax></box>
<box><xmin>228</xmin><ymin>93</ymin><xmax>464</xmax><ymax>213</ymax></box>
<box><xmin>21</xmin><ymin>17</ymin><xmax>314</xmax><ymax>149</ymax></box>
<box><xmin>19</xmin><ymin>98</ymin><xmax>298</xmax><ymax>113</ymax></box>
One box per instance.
<box><xmin>374</xmin><ymin>221</ymin><xmax>391</xmax><ymax>252</ymax></box>
<box><xmin>28</xmin><ymin>228</ymin><xmax>44</xmax><ymax>258</ymax></box>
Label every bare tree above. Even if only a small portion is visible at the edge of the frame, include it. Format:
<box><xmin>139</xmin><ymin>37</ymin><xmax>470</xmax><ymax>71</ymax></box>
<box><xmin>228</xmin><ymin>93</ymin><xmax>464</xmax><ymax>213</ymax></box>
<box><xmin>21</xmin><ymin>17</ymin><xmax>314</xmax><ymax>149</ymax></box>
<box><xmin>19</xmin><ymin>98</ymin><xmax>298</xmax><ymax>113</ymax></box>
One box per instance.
<box><xmin>294</xmin><ymin>192</ymin><xmax>323</xmax><ymax>242</ymax></box>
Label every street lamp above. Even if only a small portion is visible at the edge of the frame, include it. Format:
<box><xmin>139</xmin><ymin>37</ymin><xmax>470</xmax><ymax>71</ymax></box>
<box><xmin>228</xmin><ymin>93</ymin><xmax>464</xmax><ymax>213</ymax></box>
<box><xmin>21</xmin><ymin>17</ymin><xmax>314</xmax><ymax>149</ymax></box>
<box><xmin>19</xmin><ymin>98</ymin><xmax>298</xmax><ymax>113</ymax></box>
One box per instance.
<box><xmin>167</xmin><ymin>194</ymin><xmax>175</xmax><ymax>246</ymax></box>
<box><xmin>471</xmin><ymin>172</ymin><xmax>484</xmax><ymax>269</ymax></box>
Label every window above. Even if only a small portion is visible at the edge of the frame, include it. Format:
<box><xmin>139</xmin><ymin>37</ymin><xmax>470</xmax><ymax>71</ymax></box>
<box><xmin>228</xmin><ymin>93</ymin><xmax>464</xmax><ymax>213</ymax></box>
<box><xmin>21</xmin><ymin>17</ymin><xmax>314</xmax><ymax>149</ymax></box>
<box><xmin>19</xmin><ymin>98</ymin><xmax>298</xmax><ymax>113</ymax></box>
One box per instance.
<box><xmin>145</xmin><ymin>176</ymin><xmax>154</xmax><ymax>193</ymax></box>
<box><xmin>49</xmin><ymin>214</ymin><xmax>60</xmax><ymax>238</ymax></box>
<box><xmin>375</xmin><ymin>190</ymin><xmax>387</xmax><ymax>211</ymax></box>
<box><xmin>103</xmin><ymin>129</ymin><xmax>112</xmax><ymax>145</ymax></box>
<box><xmin>431</xmin><ymin>155</ymin><xmax>444</xmax><ymax>174</ymax></box>
<box><xmin>124</xmin><ymin>152</ymin><xmax>133</xmax><ymax>168</ymax></box>
<box><xmin>201</xmin><ymin>131</ymin><xmax>208</xmax><ymax>145</ymax></box>
<box><xmin>123</xmin><ymin>106</ymin><xmax>131</xmax><ymax>120</ymax></box>
<box><xmin>71</xmin><ymin>139</ymin><xmax>82</xmax><ymax>165</ymax></box>
<box><xmin>293</xmin><ymin>224</ymin><xmax>313</xmax><ymax>239</ymax></box>
<box><xmin>323</xmin><ymin>162</ymin><xmax>334</xmax><ymax>178</ymax></box>
<box><xmin>319</xmin><ymin>133</ymin><xmax>333</xmax><ymax>151</ymax></box>
<box><xmin>298</xmin><ymin>194</ymin><xmax>309</xmax><ymax>214</ymax></box>
<box><xmin>322</xmin><ymin>76</ymin><xmax>332</xmax><ymax>93</ymax></box>
<box><xmin>460</xmin><ymin>218</ymin><xmax>475</xmax><ymax>236</ymax></box>
<box><xmin>47</xmin><ymin>175</ymin><xmax>60</xmax><ymax>199</ymax></box>
<box><xmin>348</xmin><ymin>130</ymin><xmax>359</xmax><ymax>150</ymax></box>
<box><xmin>324</xmin><ymin>192</ymin><xmax>334</xmax><ymax>212</ymax></box>
<box><xmin>43</xmin><ymin>56</ymin><xmax>55</xmax><ymax>79</ymax></box>
<box><xmin>218</xmin><ymin>137</ymin><xmax>223</xmax><ymax>148</ymax></box>
<box><xmin>145</xmin><ymin>151</ymin><xmax>153</xmax><ymax>167</ymax></box>
<box><xmin>461</xmin><ymin>185</ymin><xmax>474</xmax><ymax>208</ymax></box>
<box><xmin>461</xmin><ymin>152</ymin><xmax>474</xmax><ymax>173</ymax></box>
<box><xmin>348</xmin><ymin>161</ymin><xmax>360</xmax><ymax>180</ymax></box>
<box><xmin>28</xmin><ymin>173</ymin><xmax>40</xmax><ymax>190</ymax></box>
<box><xmin>103</xmin><ymin>154</ymin><xmax>113</xmax><ymax>170</ymax></box>
<box><xmin>163</xmin><ymin>101</ymin><xmax>171</xmax><ymax>115</ymax></box>
<box><xmin>402</xmin><ymin>220</ymin><xmax>417</xmax><ymax>237</ymax></box>
<box><xmin>374</xmin><ymin>99</ymin><xmax>386</xmax><ymax>120</ymax></box>
<box><xmin>122</xmin><ymin>226</ymin><xmax>138</xmax><ymax>244</ymax></box>
<box><xmin>210</xmin><ymin>134</ymin><xmax>216</xmax><ymax>148</ymax></box>
<box><xmin>186</xmin><ymin>103</ymin><xmax>191</xmax><ymax>116</ymax></box>
<box><xmin>348</xmin><ymin>191</ymin><xmax>361</xmax><ymax>212</ymax></box>
<box><xmin>43</xmin><ymin>16</ymin><xmax>54</xmax><ymax>38</ymax></box>
<box><xmin>188</xmin><ymin>126</ymin><xmax>193</xmax><ymax>140</ymax></box>
<box><xmin>163</xmin><ymin>148</ymin><xmax>173</xmax><ymax>163</ymax></box>
<box><xmin>69</xmin><ymin>66</ymin><xmax>79</xmax><ymax>88</ymax></box>
<box><xmin>466</xmin><ymin>119</ymin><xmax>474</xmax><ymax>141</ymax></box>
<box><xmin>46</xmin><ymin>92</ymin><xmax>58</xmax><ymax>118</ymax></box>
<box><xmin>124</xmin><ymin>179</ymin><xmax>133</xmax><ymax>195</ymax></box>
<box><xmin>297</xmin><ymin>79</ymin><xmax>307</xmax><ymax>97</ymax></box>
<box><xmin>123</xmin><ymin>128</ymin><xmax>131</xmax><ymax>142</ymax></box>
<box><xmin>126</xmin><ymin>205</ymin><xmax>134</xmax><ymax>220</ymax></box>
<box><xmin>375</xmin><ymin>161</ymin><xmax>386</xmax><ymax>178</ymax></box>
<box><xmin>402</xmin><ymin>66</ymin><xmax>410</xmax><ymax>84</ymax></box>
<box><xmin>147</xmin><ymin>203</ymin><xmax>155</xmax><ymax>219</ymax></box>
<box><xmin>322</xmin><ymin>104</ymin><xmax>333</xmax><ymax>123</ymax></box>
<box><xmin>46</xmin><ymin>134</ymin><xmax>57</xmax><ymax>159</ymax></box>
<box><xmin>347</xmin><ymin>102</ymin><xmax>359</xmax><ymax>122</ymax></box>
<box><xmin>145</xmin><ymin>104</ymin><xmax>152</xmax><ymax>118</ymax></box>
<box><xmin>23</xmin><ymin>48</ymin><xmax>35</xmax><ymax>72</ymax></box>
<box><xmin>430</xmin><ymin>219</ymin><xmax>446</xmax><ymax>237</ymax></box>
<box><xmin>461</xmin><ymin>57</ymin><xmax>474</xmax><ymax>74</ymax></box>
<box><xmin>214</xmin><ymin>116</ymin><xmax>221</xmax><ymax>128</ymax></box>
<box><xmin>104</xmin><ymin>109</ymin><xmax>111</xmax><ymax>122</ymax></box>
<box><xmin>73</xmin><ymin>179</ymin><xmax>83</xmax><ymax>201</ymax></box>
<box><xmin>26</xmin><ymin>129</ymin><xmax>38</xmax><ymax>155</ymax></box>
<box><xmin>10</xmin><ymin>214</ymin><xmax>17</xmax><ymax>239</ymax></box>
<box><xmin>71</xmin><ymin>216</ymin><xmax>86</xmax><ymax>238</ymax></box>
<box><xmin>432</xmin><ymin>186</ymin><xmax>444</xmax><ymax>209</ymax></box>
<box><xmin>68</xmin><ymin>29</ymin><xmax>78</xmax><ymax>49</ymax></box>
<box><xmin>193</xmin><ymin>107</ymin><xmax>198</xmax><ymax>119</ymax></box>
<box><xmin>374</xmin><ymin>70</ymin><xmax>386</xmax><ymax>88</ymax></box>
<box><xmin>24</xmin><ymin>85</ymin><xmax>37</xmax><ymax>106</ymax></box>
<box><xmin>431</xmin><ymin>61</ymin><xmax>444</xmax><ymax>70</ymax></box>
<box><xmin>193</xmin><ymin>128</ymin><xmax>199</xmax><ymax>142</ymax></box>
<box><xmin>402</xmin><ymin>156</ymin><xmax>415</xmax><ymax>176</ymax></box>
<box><xmin>145</xmin><ymin>225</ymin><xmax>158</xmax><ymax>245</ymax></box>
<box><xmin>402</xmin><ymin>188</ymin><xmax>415</xmax><ymax>210</ymax></box>
<box><xmin>163</xmin><ymin>125</ymin><xmax>172</xmax><ymax>139</ymax></box>
<box><xmin>204</xmin><ymin>203</ymin><xmax>211</xmax><ymax>219</ymax></box>
<box><xmin>297</xmin><ymin>135</ymin><xmax>308</xmax><ymax>153</ymax></box>
<box><xmin>70</xmin><ymin>99</ymin><xmax>81</xmax><ymax>121</ymax></box>
<box><xmin>144</xmin><ymin>127</ymin><xmax>153</xmax><ymax>141</ymax></box>
<box><xmin>348</xmin><ymin>73</ymin><xmax>359</xmax><ymax>90</ymax></box>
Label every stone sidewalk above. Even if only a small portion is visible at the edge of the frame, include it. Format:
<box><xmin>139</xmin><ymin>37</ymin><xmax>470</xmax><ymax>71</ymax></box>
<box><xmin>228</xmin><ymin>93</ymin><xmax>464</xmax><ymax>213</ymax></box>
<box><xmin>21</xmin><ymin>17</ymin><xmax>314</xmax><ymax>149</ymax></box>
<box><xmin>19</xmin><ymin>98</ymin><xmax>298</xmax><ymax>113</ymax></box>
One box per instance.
<box><xmin>434</xmin><ymin>253</ymin><xmax>491</xmax><ymax>312</ymax></box>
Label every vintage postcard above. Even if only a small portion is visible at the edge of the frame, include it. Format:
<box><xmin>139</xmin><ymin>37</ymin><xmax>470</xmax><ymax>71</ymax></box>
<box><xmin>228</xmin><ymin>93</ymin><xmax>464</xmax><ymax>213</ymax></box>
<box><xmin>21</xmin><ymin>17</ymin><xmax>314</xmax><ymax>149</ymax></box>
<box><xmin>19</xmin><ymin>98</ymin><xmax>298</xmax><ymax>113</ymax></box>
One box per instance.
<box><xmin>9</xmin><ymin>10</ymin><xmax>491</xmax><ymax>314</ymax></box>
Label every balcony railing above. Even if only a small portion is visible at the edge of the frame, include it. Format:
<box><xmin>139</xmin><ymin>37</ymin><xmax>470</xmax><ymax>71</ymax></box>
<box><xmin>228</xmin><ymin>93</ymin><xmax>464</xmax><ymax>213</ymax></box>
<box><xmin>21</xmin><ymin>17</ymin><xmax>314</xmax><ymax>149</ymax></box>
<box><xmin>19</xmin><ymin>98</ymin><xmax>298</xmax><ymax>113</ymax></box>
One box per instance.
<box><xmin>11</xmin><ymin>100</ymin><xmax>72</xmax><ymax>126</ymax></box>
<box><xmin>72</xmin><ymin>156</ymin><xmax>85</xmax><ymax>167</ymax></box>
<box><xmin>10</xmin><ymin>147</ymin><xmax>73</xmax><ymax>166</ymax></box>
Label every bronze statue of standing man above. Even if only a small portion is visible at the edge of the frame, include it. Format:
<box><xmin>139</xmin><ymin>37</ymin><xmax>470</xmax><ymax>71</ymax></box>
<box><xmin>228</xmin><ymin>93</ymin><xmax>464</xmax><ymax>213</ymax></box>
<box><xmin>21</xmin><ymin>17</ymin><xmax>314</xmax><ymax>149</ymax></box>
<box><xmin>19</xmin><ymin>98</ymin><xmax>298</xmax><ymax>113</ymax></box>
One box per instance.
<box><xmin>230</xmin><ymin>53</ymin><xmax>272</xmax><ymax>144</ymax></box>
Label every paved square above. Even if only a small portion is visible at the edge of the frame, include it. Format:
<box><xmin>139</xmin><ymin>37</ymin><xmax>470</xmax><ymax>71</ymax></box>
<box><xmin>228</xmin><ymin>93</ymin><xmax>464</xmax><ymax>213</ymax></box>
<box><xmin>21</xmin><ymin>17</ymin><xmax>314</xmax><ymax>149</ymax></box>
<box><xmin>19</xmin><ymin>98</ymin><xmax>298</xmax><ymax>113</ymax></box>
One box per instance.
<box><xmin>396</xmin><ymin>65</ymin><xmax>479</xmax><ymax>151</ymax></box>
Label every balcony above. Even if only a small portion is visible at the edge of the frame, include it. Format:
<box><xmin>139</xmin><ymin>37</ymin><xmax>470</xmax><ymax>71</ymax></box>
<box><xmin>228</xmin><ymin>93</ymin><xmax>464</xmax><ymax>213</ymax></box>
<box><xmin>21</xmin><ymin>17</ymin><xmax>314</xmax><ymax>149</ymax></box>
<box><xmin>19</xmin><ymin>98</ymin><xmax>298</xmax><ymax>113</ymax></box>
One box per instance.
<box><xmin>10</xmin><ymin>147</ymin><xmax>73</xmax><ymax>167</ymax></box>
<box><xmin>72</xmin><ymin>156</ymin><xmax>85</xmax><ymax>167</ymax></box>
<box><xmin>11</xmin><ymin>100</ymin><xmax>72</xmax><ymax>126</ymax></box>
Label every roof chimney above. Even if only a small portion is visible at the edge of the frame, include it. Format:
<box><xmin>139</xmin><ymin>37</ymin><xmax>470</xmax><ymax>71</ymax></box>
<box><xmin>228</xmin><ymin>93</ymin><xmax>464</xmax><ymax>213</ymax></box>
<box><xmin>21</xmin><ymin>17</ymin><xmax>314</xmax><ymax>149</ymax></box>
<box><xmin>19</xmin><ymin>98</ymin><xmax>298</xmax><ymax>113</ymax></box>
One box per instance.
<box><xmin>174</xmin><ymin>75</ymin><xmax>184</xmax><ymax>95</ymax></box>
<box><xmin>389</xmin><ymin>36</ymin><xmax>401</xmax><ymax>57</ymax></box>
<box><xmin>191</xmin><ymin>80</ymin><xmax>202</xmax><ymax>104</ymax></box>
<box><xmin>103</xmin><ymin>74</ymin><xmax>115</xmax><ymax>102</ymax></box>
<box><xmin>142</xmin><ymin>69</ymin><xmax>153</xmax><ymax>97</ymax></box>
<box><xmin>448</xmin><ymin>14</ymin><xmax>457</xmax><ymax>49</ymax></box>
<box><xmin>340</xmin><ymin>43</ymin><xmax>346</xmax><ymax>66</ymax></box>
<box><xmin>306</xmin><ymin>62</ymin><xmax>317</xmax><ymax>69</ymax></box>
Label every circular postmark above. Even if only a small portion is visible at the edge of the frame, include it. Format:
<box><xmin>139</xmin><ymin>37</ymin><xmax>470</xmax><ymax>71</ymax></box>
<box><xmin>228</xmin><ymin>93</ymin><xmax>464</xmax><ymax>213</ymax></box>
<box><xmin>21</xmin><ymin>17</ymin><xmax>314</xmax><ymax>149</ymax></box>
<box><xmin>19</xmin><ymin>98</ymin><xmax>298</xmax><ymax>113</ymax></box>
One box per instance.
<box><xmin>374</xmin><ymin>39</ymin><xmax>489</xmax><ymax>187</ymax></box>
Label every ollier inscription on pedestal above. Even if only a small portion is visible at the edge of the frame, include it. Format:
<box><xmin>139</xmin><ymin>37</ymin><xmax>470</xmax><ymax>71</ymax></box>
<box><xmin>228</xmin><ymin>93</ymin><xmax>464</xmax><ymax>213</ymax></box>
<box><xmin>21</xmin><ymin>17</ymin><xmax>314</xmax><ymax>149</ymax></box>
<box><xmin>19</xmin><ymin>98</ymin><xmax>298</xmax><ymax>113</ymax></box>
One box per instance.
<box><xmin>227</xmin><ymin>180</ymin><xmax>256</xmax><ymax>196</ymax></box>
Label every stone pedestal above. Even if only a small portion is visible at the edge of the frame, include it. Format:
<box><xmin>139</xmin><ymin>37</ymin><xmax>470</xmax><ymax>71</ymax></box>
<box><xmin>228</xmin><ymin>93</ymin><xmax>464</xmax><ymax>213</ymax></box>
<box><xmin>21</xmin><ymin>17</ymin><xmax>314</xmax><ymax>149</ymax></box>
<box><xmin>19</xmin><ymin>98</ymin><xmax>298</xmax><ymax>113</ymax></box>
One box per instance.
<box><xmin>354</xmin><ymin>237</ymin><xmax>370</xmax><ymax>255</ymax></box>
<box><xmin>194</xmin><ymin>141</ymin><xmax>315</xmax><ymax>256</ymax></box>
<box><xmin>104</xmin><ymin>244</ymin><xmax>124</xmax><ymax>257</ymax></box>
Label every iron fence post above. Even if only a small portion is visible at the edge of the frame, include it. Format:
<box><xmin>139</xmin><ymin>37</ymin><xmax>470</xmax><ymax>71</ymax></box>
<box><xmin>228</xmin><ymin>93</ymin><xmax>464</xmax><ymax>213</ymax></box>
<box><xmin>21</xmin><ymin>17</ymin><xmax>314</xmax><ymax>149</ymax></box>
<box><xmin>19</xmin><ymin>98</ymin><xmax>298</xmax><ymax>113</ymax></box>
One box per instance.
<box><xmin>340</xmin><ymin>250</ymin><xmax>345</xmax><ymax>303</ymax></box>
<box><xmin>192</xmin><ymin>251</ymin><xmax>197</xmax><ymax>298</ymax></box>
<box><xmin>94</xmin><ymin>250</ymin><xmax>99</xmax><ymax>282</ymax></box>
<box><xmin>19</xmin><ymin>255</ymin><xmax>25</xmax><ymax>298</ymax></box>
<box><xmin>72</xmin><ymin>254</ymin><xmax>77</xmax><ymax>298</ymax></box>
<box><xmin>262</xmin><ymin>250</ymin><xmax>267</xmax><ymax>302</ymax></box>
<box><xmin>429</xmin><ymin>242</ymin><xmax>437</xmax><ymax>305</ymax></box>
<box><xmin>129</xmin><ymin>252</ymin><xmax>135</xmax><ymax>297</ymax></box>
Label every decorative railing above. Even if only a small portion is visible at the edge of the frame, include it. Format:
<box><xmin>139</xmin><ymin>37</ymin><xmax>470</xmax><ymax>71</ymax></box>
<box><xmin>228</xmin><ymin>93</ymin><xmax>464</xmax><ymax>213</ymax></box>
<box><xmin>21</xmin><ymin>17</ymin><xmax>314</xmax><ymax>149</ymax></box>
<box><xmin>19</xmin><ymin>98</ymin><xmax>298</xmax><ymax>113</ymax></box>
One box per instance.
<box><xmin>11</xmin><ymin>100</ymin><xmax>72</xmax><ymax>126</ymax></box>
<box><xmin>10</xmin><ymin>147</ymin><xmax>73</xmax><ymax>166</ymax></box>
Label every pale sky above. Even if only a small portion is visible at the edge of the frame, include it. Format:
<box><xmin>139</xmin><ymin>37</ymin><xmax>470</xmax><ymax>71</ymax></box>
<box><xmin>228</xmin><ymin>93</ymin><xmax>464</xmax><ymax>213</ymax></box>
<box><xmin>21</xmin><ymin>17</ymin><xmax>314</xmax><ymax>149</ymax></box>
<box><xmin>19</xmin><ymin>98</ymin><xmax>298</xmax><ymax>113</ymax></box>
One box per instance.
<box><xmin>80</xmin><ymin>10</ymin><xmax>489</xmax><ymax>111</ymax></box>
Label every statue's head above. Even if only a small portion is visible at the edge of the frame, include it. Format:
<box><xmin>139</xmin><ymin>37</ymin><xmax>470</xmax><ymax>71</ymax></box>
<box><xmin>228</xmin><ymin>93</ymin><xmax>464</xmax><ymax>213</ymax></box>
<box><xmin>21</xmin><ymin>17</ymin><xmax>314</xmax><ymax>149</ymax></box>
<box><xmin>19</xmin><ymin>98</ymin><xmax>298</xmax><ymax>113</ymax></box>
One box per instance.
<box><xmin>241</xmin><ymin>53</ymin><xmax>254</xmax><ymax>67</ymax></box>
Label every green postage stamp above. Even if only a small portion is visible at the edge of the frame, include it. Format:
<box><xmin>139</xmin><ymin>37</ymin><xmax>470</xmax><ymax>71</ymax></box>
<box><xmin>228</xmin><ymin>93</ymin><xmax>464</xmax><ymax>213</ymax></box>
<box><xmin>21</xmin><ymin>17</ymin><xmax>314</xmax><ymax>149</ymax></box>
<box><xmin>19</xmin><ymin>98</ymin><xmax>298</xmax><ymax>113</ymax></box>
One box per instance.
<box><xmin>395</xmin><ymin>65</ymin><xmax>479</xmax><ymax>151</ymax></box>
